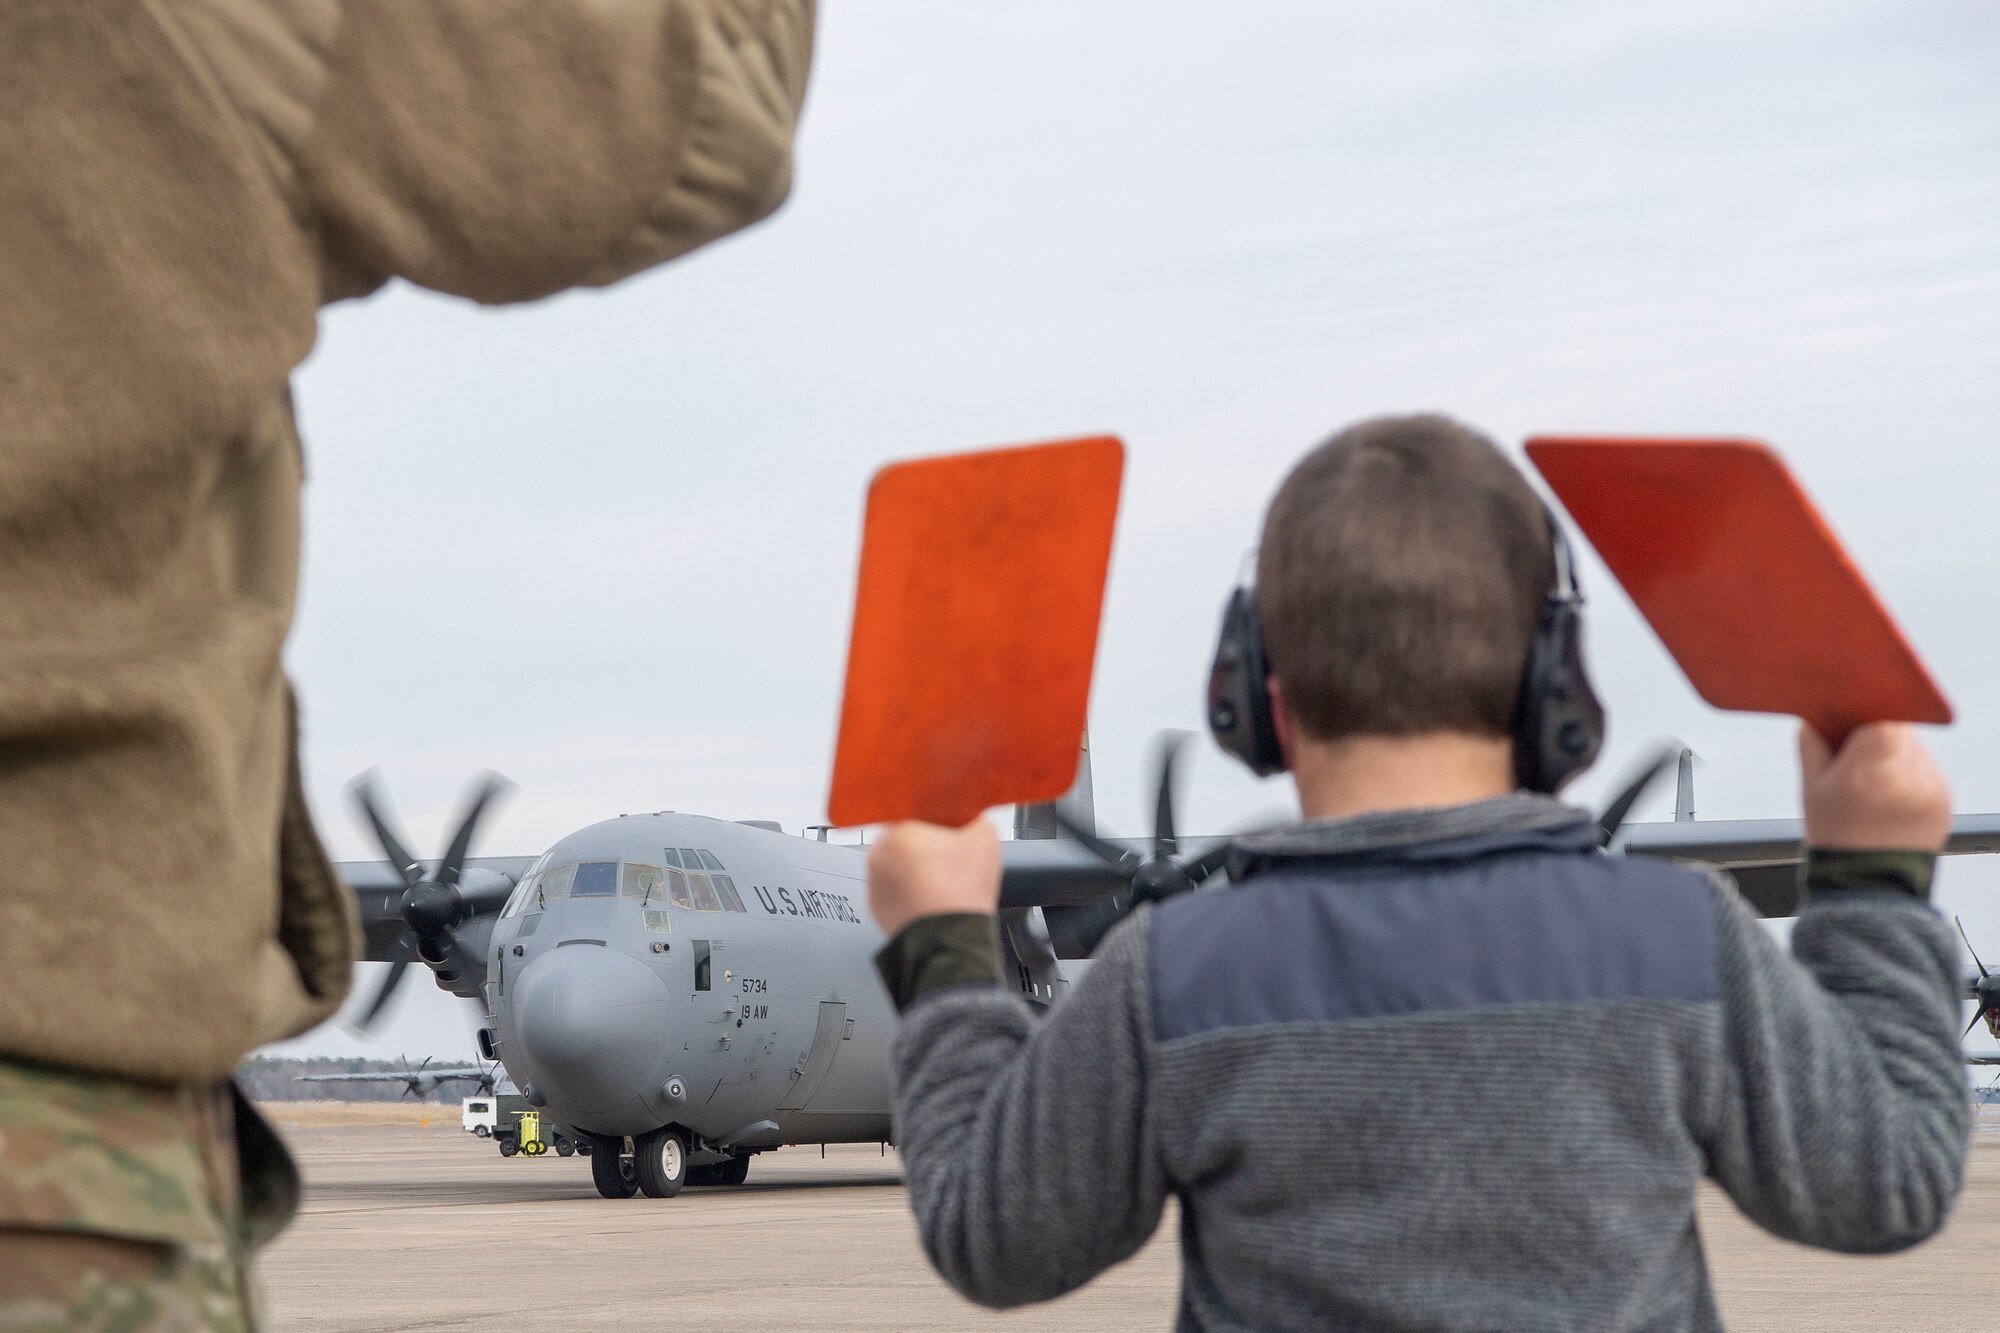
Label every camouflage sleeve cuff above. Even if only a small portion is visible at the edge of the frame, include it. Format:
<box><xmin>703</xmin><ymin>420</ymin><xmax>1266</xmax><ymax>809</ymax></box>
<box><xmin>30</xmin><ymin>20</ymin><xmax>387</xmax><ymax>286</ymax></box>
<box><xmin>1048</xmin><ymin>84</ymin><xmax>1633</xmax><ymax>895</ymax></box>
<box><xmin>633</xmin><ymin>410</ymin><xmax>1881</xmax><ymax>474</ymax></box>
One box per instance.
<box><xmin>1802</xmin><ymin>847</ymin><xmax>1937</xmax><ymax>900</ymax></box>
<box><xmin>874</xmin><ymin>913</ymin><xmax>1003</xmax><ymax>1013</ymax></box>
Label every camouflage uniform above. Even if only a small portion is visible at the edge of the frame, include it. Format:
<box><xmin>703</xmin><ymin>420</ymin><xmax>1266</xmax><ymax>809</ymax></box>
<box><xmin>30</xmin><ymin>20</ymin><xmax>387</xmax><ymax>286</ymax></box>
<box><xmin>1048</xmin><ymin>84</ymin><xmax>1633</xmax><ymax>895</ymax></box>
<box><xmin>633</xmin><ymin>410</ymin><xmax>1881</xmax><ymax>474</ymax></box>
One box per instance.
<box><xmin>0</xmin><ymin>1060</ymin><xmax>297</xmax><ymax>1332</ymax></box>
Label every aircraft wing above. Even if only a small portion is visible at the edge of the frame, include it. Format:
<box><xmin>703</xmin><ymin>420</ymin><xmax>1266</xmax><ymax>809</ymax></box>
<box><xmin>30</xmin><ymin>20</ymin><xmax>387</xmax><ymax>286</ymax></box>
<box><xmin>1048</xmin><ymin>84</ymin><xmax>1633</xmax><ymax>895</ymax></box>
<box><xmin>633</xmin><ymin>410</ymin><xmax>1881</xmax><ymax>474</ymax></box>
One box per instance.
<box><xmin>339</xmin><ymin>856</ymin><xmax>538</xmax><ymax>962</ymax></box>
<box><xmin>998</xmin><ymin>815</ymin><xmax>2000</xmax><ymax>921</ymax></box>
<box><xmin>296</xmin><ymin>1067</ymin><xmax>492</xmax><ymax>1084</ymax></box>
<box><xmin>1965</xmin><ymin>1055</ymin><xmax>2000</xmax><ymax>1067</ymax></box>
<box><xmin>1618</xmin><ymin>814</ymin><xmax>2000</xmax><ymax>918</ymax></box>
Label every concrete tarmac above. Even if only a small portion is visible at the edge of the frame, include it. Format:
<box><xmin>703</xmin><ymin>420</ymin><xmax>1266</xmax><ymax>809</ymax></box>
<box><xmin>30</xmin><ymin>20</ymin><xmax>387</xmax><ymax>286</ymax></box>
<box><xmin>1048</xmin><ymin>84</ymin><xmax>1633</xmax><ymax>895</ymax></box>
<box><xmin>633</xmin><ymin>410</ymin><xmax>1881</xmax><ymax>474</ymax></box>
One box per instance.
<box><xmin>261</xmin><ymin>1104</ymin><xmax>2000</xmax><ymax>1330</ymax></box>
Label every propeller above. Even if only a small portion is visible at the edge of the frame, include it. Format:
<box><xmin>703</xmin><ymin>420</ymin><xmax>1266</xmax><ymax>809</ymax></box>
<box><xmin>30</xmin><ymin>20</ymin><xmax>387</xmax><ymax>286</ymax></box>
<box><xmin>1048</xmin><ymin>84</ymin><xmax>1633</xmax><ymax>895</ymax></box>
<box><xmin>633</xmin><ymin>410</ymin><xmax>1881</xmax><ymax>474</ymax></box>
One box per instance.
<box><xmin>347</xmin><ymin>772</ymin><xmax>512</xmax><ymax>1035</ymax></box>
<box><xmin>1051</xmin><ymin>732</ymin><xmax>1237</xmax><ymax>953</ymax></box>
<box><xmin>1958</xmin><ymin>917</ymin><xmax>2000</xmax><ymax>1040</ymax></box>
<box><xmin>1595</xmin><ymin>744</ymin><xmax>1683</xmax><ymax>848</ymax></box>
<box><xmin>399</xmin><ymin>1054</ymin><xmax>435</xmax><ymax>1100</ymax></box>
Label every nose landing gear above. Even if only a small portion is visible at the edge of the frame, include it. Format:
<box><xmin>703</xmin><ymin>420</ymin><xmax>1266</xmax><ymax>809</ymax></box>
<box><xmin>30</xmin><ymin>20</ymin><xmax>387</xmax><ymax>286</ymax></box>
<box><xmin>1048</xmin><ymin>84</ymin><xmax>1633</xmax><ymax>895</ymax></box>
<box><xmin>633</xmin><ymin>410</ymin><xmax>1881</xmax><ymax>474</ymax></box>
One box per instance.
<box><xmin>588</xmin><ymin>1134</ymin><xmax>637</xmax><ymax>1198</ymax></box>
<box><xmin>635</xmin><ymin>1127</ymin><xmax>689</xmax><ymax>1198</ymax></box>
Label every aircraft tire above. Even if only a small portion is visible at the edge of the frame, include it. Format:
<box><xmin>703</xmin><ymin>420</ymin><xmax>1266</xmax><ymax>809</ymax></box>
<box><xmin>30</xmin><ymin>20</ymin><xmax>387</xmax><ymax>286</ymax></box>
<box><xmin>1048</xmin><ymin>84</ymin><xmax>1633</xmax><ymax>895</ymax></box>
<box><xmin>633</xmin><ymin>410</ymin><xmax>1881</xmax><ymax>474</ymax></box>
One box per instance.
<box><xmin>590</xmin><ymin>1136</ymin><xmax>638</xmax><ymax>1199</ymax></box>
<box><xmin>554</xmin><ymin>1136</ymin><xmax>576</xmax><ymax>1157</ymax></box>
<box><xmin>716</xmin><ymin>1153</ymin><xmax>750</xmax><ymax>1187</ymax></box>
<box><xmin>498</xmin><ymin>1138</ymin><xmax>518</xmax><ymax>1158</ymax></box>
<box><xmin>635</xmin><ymin>1128</ymin><xmax>689</xmax><ymax>1199</ymax></box>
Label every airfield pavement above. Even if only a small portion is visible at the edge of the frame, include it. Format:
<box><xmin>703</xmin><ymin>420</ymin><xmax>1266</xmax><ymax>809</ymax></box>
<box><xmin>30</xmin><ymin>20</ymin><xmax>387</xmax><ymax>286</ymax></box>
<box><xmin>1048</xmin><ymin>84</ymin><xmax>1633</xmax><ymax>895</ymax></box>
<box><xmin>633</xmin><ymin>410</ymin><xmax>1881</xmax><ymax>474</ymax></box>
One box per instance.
<box><xmin>261</xmin><ymin>1102</ymin><xmax>2000</xmax><ymax>1331</ymax></box>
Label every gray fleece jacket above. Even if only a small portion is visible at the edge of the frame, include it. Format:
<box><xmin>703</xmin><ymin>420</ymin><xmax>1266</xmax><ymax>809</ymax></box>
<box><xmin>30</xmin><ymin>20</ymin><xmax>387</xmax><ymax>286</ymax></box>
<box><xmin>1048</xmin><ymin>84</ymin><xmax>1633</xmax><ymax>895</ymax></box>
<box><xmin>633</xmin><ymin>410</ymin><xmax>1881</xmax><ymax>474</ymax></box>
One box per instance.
<box><xmin>886</xmin><ymin>796</ymin><xmax>1970</xmax><ymax>1331</ymax></box>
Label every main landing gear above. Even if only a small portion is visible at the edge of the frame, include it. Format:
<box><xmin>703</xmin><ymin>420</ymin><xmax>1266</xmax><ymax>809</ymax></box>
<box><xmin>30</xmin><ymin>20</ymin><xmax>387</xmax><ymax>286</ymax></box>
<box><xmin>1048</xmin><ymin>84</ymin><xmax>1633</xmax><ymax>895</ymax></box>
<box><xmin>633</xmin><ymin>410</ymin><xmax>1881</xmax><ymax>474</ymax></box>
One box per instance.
<box><xmin>584</xmin><ymin>1129</ymin><xmax>750</xmax><ymax>1196</ymax></box>
<box><xmin>689</xmin><ymin>1153</ymin><xmax>750</xmax><ymax>1187</ymax></box>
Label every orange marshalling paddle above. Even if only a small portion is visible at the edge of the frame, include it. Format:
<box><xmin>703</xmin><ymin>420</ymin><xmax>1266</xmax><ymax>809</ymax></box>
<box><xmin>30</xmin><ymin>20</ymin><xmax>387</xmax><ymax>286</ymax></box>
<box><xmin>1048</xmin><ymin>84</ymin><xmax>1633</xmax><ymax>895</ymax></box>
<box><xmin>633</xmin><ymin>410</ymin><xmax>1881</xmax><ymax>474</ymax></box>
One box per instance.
<box><xmin>1526</xmin><ymin>436</ymin><xmax>1950</xmax><ymax>744</ymax></box>
<box><xmin>828</xmin><ymin>435</ymin><xmax>1125</xmax><ymax>828</ymax></box>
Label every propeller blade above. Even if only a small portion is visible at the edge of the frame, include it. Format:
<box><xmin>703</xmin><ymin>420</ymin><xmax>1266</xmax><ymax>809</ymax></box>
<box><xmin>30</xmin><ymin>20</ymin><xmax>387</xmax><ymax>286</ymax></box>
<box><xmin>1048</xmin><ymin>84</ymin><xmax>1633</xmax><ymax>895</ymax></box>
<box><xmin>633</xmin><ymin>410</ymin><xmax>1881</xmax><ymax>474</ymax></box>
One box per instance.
<box><xmin>1150</xmin><ymin>731</ymin><xmax>1194</xmax><ymax>859</ymax></box>
<box><xmin>437</xmin><ymin>773</ymin><xmax>511</xmax><ymax>887</ymax></box>
<box><xmin>347</xmin><ymin>937</ymin><xmax>415</xmax><ymax>1034</ymax></box>
<box><xmin>1967</xmin><ymin>1008</ymin><xmax>1985</xmax><ymax>1040</ymax></box>
<box><xmin>1596</xmin><ymin>745</ymin><xmax>1680</xmax><ymax>848</ymax></box>
<box><xmin>1053</xmin><ymin>806</ymin><xmax>1141</xmax><ymax>877</ymax></box>
<box><xmin>1958</xmin><ymin>916</ymin><xmax>1989</xmax><ymax>979</ymax></box>
<box><xmin>352</xmin><ymin>774</ymin><xmax>424</xmax><ymax>889</ymax></box>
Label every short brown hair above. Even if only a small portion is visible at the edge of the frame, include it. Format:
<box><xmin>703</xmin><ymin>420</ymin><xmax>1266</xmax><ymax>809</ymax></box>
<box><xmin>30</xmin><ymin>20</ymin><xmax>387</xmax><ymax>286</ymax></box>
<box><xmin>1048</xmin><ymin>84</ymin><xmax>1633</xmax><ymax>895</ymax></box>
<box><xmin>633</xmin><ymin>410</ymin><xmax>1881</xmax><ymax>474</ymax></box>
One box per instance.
<box><xmin>1255</xmin><ymin>414</ymin><xmax>1554</xmax><ymax>741</ymax></box>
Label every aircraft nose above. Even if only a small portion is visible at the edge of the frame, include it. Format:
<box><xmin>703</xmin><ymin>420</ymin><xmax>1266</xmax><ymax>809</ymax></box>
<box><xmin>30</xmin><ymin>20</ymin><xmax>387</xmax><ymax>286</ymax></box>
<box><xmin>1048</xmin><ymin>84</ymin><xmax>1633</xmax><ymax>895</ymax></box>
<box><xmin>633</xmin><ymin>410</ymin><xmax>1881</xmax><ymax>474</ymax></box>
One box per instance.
<box><xmin>511</xmin><ymin>944</ymin><xmax>671</xmax><ymax>1118</ymax></box>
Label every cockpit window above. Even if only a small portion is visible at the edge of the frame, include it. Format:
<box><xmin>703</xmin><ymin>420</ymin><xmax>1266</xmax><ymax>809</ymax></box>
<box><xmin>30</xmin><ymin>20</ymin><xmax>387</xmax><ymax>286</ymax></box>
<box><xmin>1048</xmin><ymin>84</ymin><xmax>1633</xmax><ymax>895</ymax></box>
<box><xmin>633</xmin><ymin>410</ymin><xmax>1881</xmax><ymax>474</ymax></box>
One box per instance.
<box><xmin>712</xmin><ymin>874</ymin><xmax>746</xmax><ymax>913</ymax></box>
<box><xmin>687</xmin><ymin>871</ymin><xmax>723</xmax><ymax>912</ymax></box>
<box><xmin>696</xmin><ymin>849</ymin><xmax>725</xmax><ymax>872</ymax></box>
<box><xmin>538</xmin><ymin>863</ymin><xmax>576</xmax><ymax>906</ymax></box>
<box><xmin>572</xmin><ymin>861</ymin><xmax>618</xmax><ymax>897</ymax></box>
<box><xmin>623</xmin><ymin>863</ymin><xmax>663</xmax><ymax>903</ymax></box>
<box><xmin>662</xmin><ymin>848</ymin><xmax>684</xmax><ymax>869</ymax></box>
<box><xmin>666</xmin><ymin>868</ymin><xmax>693</xmax><ymax>910</ymax></box>
<box><xmin>501</xmin><ymin>852</ymin><xmax>553</xmax><ymax>918</ymax></box>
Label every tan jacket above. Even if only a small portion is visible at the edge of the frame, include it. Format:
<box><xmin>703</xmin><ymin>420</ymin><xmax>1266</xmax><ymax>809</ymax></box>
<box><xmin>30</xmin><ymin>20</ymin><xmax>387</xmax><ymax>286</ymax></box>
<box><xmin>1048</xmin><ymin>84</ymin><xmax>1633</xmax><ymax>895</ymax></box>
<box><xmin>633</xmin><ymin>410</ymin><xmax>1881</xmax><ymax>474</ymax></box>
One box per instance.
<box><xmin>0</xmin><ymin>0</ymin><xmax>815</xmax><ymax>1083</ymax></box>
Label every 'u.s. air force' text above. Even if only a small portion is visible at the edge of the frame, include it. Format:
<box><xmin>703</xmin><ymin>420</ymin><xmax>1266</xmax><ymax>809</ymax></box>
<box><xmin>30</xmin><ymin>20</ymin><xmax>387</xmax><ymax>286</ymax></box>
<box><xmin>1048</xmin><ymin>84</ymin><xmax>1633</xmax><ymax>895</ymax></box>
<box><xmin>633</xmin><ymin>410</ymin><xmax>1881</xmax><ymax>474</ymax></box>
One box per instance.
<box><xmin>753</xmin><ymin>884</ymin><xmax>863</xmax><ymax>924</ymax></box>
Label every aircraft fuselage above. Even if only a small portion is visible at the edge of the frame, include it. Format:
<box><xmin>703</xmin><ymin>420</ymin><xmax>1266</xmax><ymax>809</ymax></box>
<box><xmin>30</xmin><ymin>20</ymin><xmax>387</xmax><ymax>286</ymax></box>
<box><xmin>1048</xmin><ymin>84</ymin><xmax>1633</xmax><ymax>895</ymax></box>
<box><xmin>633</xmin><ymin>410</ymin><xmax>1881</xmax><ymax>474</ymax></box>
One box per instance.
<box><xmin>486</xmin><ymin>813</ymin><xmax>894</xmax><ymax>1154</ymax></box>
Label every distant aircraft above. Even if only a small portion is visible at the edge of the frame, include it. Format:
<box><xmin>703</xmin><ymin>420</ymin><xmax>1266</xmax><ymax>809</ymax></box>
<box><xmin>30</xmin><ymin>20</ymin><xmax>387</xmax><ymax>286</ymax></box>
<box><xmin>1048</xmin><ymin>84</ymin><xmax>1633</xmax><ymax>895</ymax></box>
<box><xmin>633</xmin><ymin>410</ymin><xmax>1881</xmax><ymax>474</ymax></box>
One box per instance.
<box><xmin>339</xmin><ymin>739</ymin><xmax>2000</xmax><ymax>1200</ymax></box>
<box><xmin>296</xmin><ymin>1055</ymin><xmax>499</xmax><ymax>1099</ymax></box>
<box><xmin>1957</xmin><ymin>917</ymin><xmax>2000</xmax><ymax>1046</ymax></box>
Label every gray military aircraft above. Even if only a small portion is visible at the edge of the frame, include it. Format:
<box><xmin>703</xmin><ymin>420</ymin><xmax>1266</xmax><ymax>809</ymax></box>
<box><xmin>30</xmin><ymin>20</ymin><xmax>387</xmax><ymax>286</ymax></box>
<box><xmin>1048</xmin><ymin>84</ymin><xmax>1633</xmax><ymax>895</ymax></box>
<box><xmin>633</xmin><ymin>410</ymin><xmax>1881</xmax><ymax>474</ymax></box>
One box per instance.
<box><xmin>340</xmin><ymin>739</ymin><xmax>2000</xmax><ymax>1200</ymax></box>
<box><xmin>295</xmin><ymin>1055</ymin><xmax>499</xmax><ymax>1100</ymax></box>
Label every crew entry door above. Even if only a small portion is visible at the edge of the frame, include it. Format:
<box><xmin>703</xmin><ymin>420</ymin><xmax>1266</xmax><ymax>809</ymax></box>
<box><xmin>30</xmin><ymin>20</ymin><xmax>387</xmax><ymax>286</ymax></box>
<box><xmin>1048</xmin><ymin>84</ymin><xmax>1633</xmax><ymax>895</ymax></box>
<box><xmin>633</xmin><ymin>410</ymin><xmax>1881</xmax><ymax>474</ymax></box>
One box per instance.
<box><xmin>777</xmin><ymin>1002</ymin><xmax>846</xmax><ymax>1111</ymax></box>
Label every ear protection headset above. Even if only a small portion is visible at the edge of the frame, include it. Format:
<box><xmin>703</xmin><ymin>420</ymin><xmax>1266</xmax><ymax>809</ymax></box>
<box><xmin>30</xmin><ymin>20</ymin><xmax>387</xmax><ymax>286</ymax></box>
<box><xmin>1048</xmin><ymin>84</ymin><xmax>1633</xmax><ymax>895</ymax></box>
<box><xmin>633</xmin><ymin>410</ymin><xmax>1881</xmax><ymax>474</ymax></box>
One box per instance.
<box><xmin>1205</xmin><ymin>504</ymin><xmax>1605</xmax><ymax>794</ymax></box>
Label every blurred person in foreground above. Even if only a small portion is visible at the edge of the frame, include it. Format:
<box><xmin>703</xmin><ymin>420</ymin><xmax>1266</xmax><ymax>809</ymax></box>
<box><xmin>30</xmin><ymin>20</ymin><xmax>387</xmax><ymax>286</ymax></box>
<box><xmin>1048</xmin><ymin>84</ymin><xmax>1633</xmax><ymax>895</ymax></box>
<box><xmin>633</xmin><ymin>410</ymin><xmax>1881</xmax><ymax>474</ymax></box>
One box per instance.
<box><xmin>0</xmin><ymin>2</ymin><xmax>813</xmax><ymax>1325</ymax></box>
<box><xmin>867</xmin><ymin>414</ymin><xmax>1969</xmax><ymax>1330</ymax></box>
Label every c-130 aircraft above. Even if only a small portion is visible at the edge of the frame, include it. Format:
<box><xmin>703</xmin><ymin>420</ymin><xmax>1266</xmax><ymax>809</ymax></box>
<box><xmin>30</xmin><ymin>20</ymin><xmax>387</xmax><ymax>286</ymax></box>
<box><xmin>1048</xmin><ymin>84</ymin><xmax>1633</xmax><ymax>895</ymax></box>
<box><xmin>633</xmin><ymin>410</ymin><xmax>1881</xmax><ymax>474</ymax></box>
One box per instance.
<box><xmin>342</xmin><ymin>737</ymin><xmax>2000</xmax><ymax>1200</ymax></box>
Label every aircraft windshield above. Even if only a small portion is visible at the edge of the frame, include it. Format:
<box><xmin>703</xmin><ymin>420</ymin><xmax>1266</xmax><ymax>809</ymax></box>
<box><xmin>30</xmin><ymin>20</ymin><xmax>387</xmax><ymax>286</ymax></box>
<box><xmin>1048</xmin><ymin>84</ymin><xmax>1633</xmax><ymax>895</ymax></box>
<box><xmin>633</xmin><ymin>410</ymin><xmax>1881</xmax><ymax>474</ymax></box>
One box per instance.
<box><xmin>501</xmin><ymin>853</ymin><xmax>552</xmax><ymax>918</ymax></box>
<box><xmin>623</xmin><ymin>863</ymin><xmax>664</xmax><ymax>903</ymax></box>
<box><xmin>538</xmin><ymin>863</ymin><xmax>576</xmax><ymax>906</ymax></box>
<box><xmin>571</xmin><ymin>861</ymin><xmax>619</xmax><ymax>897</ymax></box>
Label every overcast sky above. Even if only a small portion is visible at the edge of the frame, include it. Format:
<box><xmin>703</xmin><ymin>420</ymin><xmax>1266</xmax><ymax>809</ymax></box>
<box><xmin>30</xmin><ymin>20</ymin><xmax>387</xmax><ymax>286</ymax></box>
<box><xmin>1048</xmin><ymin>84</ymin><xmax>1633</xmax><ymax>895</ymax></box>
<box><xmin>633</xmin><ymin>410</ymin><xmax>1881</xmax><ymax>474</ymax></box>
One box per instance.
<box><xmin>264</xmin><ymin>0</ymin><xmax>2000</xmax><ymax>1063</ymax></box>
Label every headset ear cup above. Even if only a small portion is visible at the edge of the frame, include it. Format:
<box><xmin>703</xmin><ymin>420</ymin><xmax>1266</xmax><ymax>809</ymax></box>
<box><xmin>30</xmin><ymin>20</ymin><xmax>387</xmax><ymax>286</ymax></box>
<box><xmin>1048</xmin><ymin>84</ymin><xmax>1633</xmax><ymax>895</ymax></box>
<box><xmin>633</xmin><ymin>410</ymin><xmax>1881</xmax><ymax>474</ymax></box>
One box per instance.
<box><xmin>1512</xmin><ymin>597</ymin><xmax>1605</xmax><ymax>793</ymax></box>
<box><xmin>1207</xmin><ymin>588</ymin><xmax>1287</xmax><ymax>777</ymax></box>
